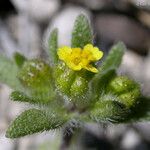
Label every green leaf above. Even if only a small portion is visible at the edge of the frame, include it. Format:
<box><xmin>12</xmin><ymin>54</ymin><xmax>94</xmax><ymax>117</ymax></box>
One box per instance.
<box><xmin>101</xmin><ymin>42</ymin><xmax>125</xmax><ymax>71</ymax></box>
<box><xmin>48</xmin><ymin>28</ymin><xmax>58</xmax><ymax>65</ymax></box>
<box><xmin>10</xmin><ymin>91</ymin><xmax>45</xmax><ymax>104</ymax></box>
<box><xmin>13</xmin><ymin>52</ymin><xmax>26</xmax><ymax>68</ymax></box>
<box><xmin>71</xmin><ymin>14</ymin><xmax>93</xmax><ymax>48</ymax></box>
<box><xmin>6</xmin><ymin>109</ymin><xmax>67</xmax><ymax>138</ymax></box>
<box><xmin>0</xmin><ymin>55</ymin><xmax>22</xmax><ymax>89</ymax></box>
<box><xmin>11</xmin><ymin>91</ymin><xmax>33</xmax><ymax>103</ymax></box>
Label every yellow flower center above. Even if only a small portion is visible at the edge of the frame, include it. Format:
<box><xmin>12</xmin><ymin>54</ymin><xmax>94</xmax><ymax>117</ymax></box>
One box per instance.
<box><xmin>57</xmin><ymin>44</ymin><xmax>103</xmax><ymax>73</ymax></box>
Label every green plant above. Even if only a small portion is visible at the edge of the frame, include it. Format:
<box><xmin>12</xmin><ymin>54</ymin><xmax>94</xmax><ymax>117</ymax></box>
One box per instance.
<box><xmin>0</xmin><ymin>14</ymin><xmax>149</xmax><ymax>148</ymax></box>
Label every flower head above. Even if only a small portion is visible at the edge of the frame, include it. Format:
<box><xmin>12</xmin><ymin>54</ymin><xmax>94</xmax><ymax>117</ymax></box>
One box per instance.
<box><xmin>57</xmin><ymin>44</ymin><xmax>103</xmax><ymax>73</ymax></box>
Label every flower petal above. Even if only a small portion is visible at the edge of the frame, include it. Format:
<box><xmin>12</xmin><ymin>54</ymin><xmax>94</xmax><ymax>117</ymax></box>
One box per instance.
<box><xmin>57</xmin><ymin>46</ymin><xmax>72</xmax><ymax>61</ymax></box>
<box><xmin>83</xmin><ymin>44</ymin><xmax>103</xmax><ymax>61</ymax></box>
<box><xmin>92</xmin><ymin>47</ymin><xmax>103</xmax><ymax>60</ymax></box>
<box><xmin>84</xmin><ymin>65</ymin><xmax>98</xmax><ymax>73</ymax></box>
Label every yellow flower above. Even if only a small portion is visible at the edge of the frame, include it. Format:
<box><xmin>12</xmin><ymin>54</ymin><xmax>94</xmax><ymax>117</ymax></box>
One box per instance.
<box><xmin>57</xmin><ymin>44</ymin><xmax>103</xmax><ymax>73</ymax></box>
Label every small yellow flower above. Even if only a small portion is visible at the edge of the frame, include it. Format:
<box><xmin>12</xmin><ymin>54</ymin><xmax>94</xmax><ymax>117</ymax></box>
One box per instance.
<box><xmin>57</xmin><ymin>44</ymin><xmax>103</xmax><ymax>73</ymax></box>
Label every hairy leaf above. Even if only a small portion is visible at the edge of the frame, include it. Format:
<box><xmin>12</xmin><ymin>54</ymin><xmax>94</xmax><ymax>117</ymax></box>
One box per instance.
<box><xmin>48</xmin><ymin>28</ymin><xmax>58</xmax><ymax>65</ymax></box>
<box><xmin>101</xmin><ymin>42</ymin><xmax>125</xmax><ymax>71</ymax></box>
<box><xmin>71</xmin><ymin>14</ymin><xmax>93</xmax><ymax>48</ymax></box>
<box><xmin>0</xmin><ymin>55</ymin><xmax>22</xmax><ymax>89</ymax></box>
<box><xmin>6</xmin><ymin>109</ymin><xmax>67</xmax><ymax>138</ymax></box>
<box><xmin>10</xmin><ymin>91</ymin><xmax>44</xmax><ymax>104</ymax></box>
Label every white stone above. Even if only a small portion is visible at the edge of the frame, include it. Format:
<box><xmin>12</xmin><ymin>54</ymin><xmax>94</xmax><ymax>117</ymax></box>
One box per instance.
<box><xmin>16</xmin><ymin>15</ymin><xmax>41</xmax><ymax>58</ymax></box>
<box><xmin>0</xmin><ymin>85</ymin><xmax>12</xmax><ymax>119</ymax></box>
<box><xmin>0</xmin><ymin>84</ymin><xmax>26</xmax><ymax>122</ymax></box>
<box><xmin>107</xmin><ymin>124</ymin><xmax>127</xmax><ymax>140</ymax></box>
<box><xmin>119</xmin><ymin>50</ymin><xmax>144</xmax><ymax>80</ymax></box>
<box><xmin>121</xmin><ymin>129</ymin><xmax>141</xmax><ymax>149</ymax></box>
<box><xmin>0</xmin><ymin>133</ymin><xmax>15</xmax><ymax>150</ymax></box>
<box><xmin>0</xmin><ymin>20</ymin><xmax>18</xmax><ymax>57</ymax></box>
<box><xmin>11</xmin><ymin>0</ymin><xmax>60</xmax><ymax>22</ymax></box>
<box><xmin>18</xmin><ymin>131</ymin><xmax>61</xmax><ymax>150</ymax></box>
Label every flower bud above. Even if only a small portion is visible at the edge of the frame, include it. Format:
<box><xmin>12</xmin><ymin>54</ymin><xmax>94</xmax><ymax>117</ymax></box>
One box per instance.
<box><xmin>107</xmin><ymin>76</ymin><xmax>140</xmax><ymax>108</ymax></box>
<box><xmin>108</xmin><ymin>76</ymin><xmax>138</xmax><ymax>94</ymax></box>
<box><xmin>54</xmin><ymin>62</ymin><xmax>75</xmax><ymax>95</ymax></box>
<box><xmin>18</xmin><ymin>59</ymin><xmax>53</xmax><ymax>102</ymax></box>
<box><xmin>119</xmin><ymin>88</ymin><xmax>140</xmax><ymax>107</ymax></box>
<box><xmin>54</xmin><ymin>62</ymin><xmax>90</xmax><ymax>109</ymax></box>
<box><xmin>90</xmin><ymin>100</ymin><xmax>128</xmax><ymax>123</ymax></box>
<box><xmin>70</xmin><ymin>75</ymin><xmax>89</xmax><ymax>109</ymax></box>
<box><xmin>70</xmin><ymin>76</ymin><xmax>88</xmax><ymax>98</ymax></box>
<box><xmin>19</xmin><ymin>59</ymin><xmax>52</xmax><ymax>88</ymax></box>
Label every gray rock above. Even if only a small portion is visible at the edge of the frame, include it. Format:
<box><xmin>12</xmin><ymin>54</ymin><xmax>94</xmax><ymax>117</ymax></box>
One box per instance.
<box><xmin>83</xmin><ymin>0</ymin><xmax>131</xmax><ymax>10</ymax></box>
<box><xmin>95</xmin><ymin>14</ymin><xmax>150</xmax><ymax>55</ymax></box>
<box><xmin>84</xmin><ymin>0</ymin><xmax>106</xmax><ymax>10</ymax></box>
<box><xmin>138</xmin><ymin>11</ymin><xmax>150</xmax><ymax>27</ymax></box>
<box><xmin>107</xmin><ymin>124</ymin><xmax>128</xmax><ymax>140</ymax></box>
<box><xmin>143</xmin><ymin>53</ymin><xmax>150</xmax><ymax>96</ymax></box>
<box><xmin>133</xmin><ymin>122</ymin><xmax>150</xmax><ymax>142</ymax></box>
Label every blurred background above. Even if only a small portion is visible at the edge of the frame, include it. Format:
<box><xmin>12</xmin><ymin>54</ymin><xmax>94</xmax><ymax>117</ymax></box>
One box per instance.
<box><xmin>0</xmin><ymin>0</ymin><xmax>150</xmax><ymax>149</ymax></box>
